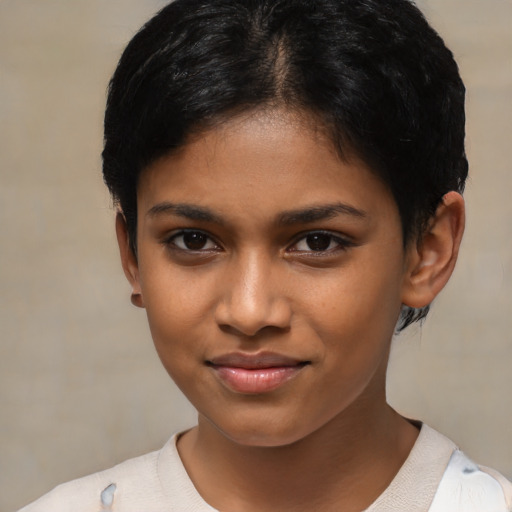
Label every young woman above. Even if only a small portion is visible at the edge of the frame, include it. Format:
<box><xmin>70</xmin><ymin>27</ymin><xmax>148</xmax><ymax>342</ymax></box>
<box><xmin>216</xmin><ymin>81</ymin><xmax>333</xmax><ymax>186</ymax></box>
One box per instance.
<box><xmin>20</xmin><ymin>0</ymin><xmax>512</xmax><ymax>510</ymax></box>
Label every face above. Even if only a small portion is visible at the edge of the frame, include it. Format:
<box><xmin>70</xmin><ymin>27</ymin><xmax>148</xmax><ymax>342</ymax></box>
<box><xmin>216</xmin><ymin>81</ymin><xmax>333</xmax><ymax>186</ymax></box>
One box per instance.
<box><xmin>126</xmin><ymin>110</ymin><xmax>412</xmax><ymax>447</ymax></box>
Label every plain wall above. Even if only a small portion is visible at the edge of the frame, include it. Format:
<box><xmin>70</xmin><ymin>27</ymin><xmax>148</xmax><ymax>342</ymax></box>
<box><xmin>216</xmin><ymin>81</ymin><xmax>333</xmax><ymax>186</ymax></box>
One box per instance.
<box><xmin>0</xmin><ymin>0</ymin><xmax>510</xmax><ymax>510</ymax></box>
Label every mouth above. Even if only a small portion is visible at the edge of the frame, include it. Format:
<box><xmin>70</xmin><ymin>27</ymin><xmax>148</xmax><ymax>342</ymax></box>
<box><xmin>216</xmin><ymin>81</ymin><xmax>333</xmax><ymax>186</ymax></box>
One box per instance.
<box><xmin>206</xmin><ymin>352</ymin><xmax>311</xmax><ymax>394</ymax></box>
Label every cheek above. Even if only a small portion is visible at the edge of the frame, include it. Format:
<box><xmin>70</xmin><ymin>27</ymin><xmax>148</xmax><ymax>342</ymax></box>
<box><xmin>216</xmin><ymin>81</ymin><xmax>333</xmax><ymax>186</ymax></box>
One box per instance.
<box><xmin>311</xmin><ymin>269</ymin><xmax>403</xmax><ymax>336</ymax></box>
<box><xmin>306</xmin><ymin>278</ymin><xmax>400</xmax><ymax>414</ymax></box>
<box><xmin>139</xmin><ymin>263</ymin><xmax>218</xmax><ymax>360</ymax></box>
<box><xmin>140</xmin><ymin>255</ymin><xmax>217</xmax><ymax>320</ymax></box>
<box><xmin>143</xmin><ymin>291</ymin><xmax>212</xmax><ymax>400</ymax></box>
<box><xmin>304</xmin><ymin>255</ymin><xmax>404</xmax><ymax>372</ymax></box>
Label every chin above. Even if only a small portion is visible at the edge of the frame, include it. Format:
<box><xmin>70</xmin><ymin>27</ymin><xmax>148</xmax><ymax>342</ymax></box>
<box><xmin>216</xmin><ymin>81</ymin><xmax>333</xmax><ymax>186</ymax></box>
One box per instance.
<box><xmin>211</xmin><ymin>415</ymin><xmax>318</xmax><ymax>449</ymax></box>
<box><xmin>224</xmin><ymin>430</ymin><xmax>304</xmax><ymax>448</ymax></box>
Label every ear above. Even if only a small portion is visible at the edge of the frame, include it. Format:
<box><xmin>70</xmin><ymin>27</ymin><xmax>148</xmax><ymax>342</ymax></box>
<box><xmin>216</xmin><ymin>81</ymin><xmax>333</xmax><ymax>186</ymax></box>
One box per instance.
<box><xmin>401</xmin><ymin>191</ymin><xmax>465</xmax><ymax>309</ymax></box>
<box><xmin>115</xmin><ymin>211</ymin><xmax>145</xmax><ymax>308</ymax></box>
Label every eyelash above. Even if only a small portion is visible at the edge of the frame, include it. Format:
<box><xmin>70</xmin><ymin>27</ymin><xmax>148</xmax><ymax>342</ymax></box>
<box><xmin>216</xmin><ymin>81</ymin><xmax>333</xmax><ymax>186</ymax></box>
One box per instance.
<box><xmin>163</xmin><ymin>229</ymin><xmax>221</xmax><ymax>253</ymax></box>
<box><xmin>162</xmin><ymin>229</ymin><xmax>353</xmax><ymax>256</ymax></box>
<box><xmin>288</xmin><ymin>231</ymin><xmax>354</xmax><ymax>255</ymax></box>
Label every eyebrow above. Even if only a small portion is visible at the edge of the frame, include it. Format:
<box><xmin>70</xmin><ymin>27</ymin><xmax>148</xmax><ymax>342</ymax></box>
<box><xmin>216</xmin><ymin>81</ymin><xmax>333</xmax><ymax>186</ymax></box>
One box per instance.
<box><xmin>146</xmin><ymin>202</ymin><xmax>224</xmax><ymax>224</ymax></box>
<box><xmin>277</xmin><ymin>202</ymin><xmax>367</xmax><ymax>225</ymax></box>
<box><xmin>147</xmin><ymin>201</ymin><xmax>367</xmax><ymax>226</ymax></box>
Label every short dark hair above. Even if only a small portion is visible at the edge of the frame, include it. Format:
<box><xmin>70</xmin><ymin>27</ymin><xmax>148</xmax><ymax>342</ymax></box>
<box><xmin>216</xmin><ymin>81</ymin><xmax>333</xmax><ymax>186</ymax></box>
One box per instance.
<box><xmin>102</xmin><ymin>0</ymin><xmax>467</xmax><ymax>329</ymax></box>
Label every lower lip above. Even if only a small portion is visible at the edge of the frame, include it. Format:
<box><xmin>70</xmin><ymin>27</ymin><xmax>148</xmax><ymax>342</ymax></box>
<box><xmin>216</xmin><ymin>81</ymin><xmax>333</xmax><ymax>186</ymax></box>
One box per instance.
<box><xmin>211</xmin><ymin>365</ymin><xmax>306</xmax><ymax>394</ymax></box>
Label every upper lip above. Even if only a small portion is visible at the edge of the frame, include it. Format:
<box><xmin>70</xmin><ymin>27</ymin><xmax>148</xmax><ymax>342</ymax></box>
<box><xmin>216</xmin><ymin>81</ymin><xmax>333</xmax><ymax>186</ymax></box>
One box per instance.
<box><xmin>206</xmin><ymin>352</ymin><xmax>310</xmax><ymax>369</ymax></box>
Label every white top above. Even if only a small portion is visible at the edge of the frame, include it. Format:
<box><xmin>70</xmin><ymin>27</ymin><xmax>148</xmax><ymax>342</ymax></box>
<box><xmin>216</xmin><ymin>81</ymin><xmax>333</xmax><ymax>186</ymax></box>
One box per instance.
<box><xmin>19</xmin><ymin>424</ymin><xmax>512</xmax><ymax>512</ymax></box>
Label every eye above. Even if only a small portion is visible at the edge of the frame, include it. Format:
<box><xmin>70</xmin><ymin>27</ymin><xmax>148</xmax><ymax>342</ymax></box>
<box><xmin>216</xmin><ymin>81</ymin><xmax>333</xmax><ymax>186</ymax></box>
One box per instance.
<box><xmin>166</xmin><ymin>230</ymin><xmax>219</xmax><ymax>251</ymax></box>
<box><xmin>290</xmin><ymin>231</ymin><xmax>351</xmax><ymax>253</ymax></box>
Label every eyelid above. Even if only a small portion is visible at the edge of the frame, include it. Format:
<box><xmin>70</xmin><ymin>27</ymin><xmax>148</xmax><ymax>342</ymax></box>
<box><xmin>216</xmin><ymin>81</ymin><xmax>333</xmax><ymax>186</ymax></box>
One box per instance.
<box><xmin>286</xmin><ymin>230</ymin><xmax>355</xmax><ymax>253</ymax></box>
<box><xmin>162</xmin><ymin>228</ymin><xmax>222</xmax><ymax>252</ymax></box>
<box><xmin>160</xmin><ymin>228</ymin><xmax>354</xmax><ymax>255</ymax></box>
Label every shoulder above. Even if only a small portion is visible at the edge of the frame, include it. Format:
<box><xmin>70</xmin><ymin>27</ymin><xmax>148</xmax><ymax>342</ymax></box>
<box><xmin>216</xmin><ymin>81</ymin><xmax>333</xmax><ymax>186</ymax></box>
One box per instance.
<box><xmin>429</xmin><ymin>445</ymin><xmax>512</xmax><ymax>512</ymax></box>
<box><xmin>18</xmin><ymin>432</ymin><xmax>218</xmax><ymax>512</ymax></box>
<box><xmin>367</xmin><ymin>423</ymin><xmax>512</xmax><ymax>512</ymax></box>
<box><xmin>18</xmin><ymin>445</ymin><xmax>165</xmax><ymax>512</ymax></box>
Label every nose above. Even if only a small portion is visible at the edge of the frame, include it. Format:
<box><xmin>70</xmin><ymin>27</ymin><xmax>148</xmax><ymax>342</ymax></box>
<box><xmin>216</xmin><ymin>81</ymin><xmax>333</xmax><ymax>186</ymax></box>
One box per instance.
<box><xmin>214</xmin><ymin>252</ymin><xmax>292</xmax><ymax>337</ymax></box>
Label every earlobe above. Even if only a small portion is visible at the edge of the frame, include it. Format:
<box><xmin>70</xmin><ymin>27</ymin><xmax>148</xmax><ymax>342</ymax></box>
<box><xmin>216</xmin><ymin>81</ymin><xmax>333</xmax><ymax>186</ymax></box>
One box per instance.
<box><xmin>115</xmin><ymin>211</ymin><xmax>145</xmax><ymax>308</ymax></box>
<box><xmin>401</xmin><ymin>191</ymin><xmax>465</xmax><ymax>309</ymax></box>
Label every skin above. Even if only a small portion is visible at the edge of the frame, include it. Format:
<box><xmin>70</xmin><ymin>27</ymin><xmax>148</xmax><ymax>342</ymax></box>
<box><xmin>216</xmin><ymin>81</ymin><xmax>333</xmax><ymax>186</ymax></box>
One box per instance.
<box><xmin>117</xmin><ymin>109</ymin><xmax>465</xmax><ymax>511</ymax></box>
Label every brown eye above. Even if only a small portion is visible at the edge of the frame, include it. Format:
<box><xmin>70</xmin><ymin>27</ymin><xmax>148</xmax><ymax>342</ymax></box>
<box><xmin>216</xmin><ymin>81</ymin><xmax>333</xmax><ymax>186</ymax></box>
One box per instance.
<box><xmin>290</xmin><ymin>231</ymin><xmax>352</xmax><ymax>254</ymax></box>
<box><xmin>305</xmin><ymin>233</ymin><xmax>333</xmax><ymax>251</ymax></box>
<box><xmin>169</xmin><ymin>230</ymin><xmax>218</xmax><ymax>251</ymax></box>
<box><xmin>183</xmin><ymin>231</ymin><xmax>208</xmax><ymax>250</ymax></box>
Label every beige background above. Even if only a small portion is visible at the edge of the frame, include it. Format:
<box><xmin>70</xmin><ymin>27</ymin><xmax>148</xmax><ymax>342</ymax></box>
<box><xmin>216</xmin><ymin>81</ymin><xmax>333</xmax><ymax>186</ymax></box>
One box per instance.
<box><xmin>0</xmin><ymin>0</ymin><xmax>510</xmax><ymax>510</ymax></box>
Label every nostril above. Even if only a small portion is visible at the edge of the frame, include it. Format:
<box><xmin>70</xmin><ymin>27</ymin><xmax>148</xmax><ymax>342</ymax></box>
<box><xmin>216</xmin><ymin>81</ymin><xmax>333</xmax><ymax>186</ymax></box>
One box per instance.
<box><xmin>217</xmin><ymin>322</ymin><xmax>291</xmax><ymax>338</ymax></box>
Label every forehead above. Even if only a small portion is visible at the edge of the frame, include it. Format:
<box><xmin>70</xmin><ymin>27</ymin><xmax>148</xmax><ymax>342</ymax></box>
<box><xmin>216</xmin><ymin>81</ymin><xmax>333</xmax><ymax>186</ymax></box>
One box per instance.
<box><xmin>137</xmin><ymin>109</ymin><xmax>398</xmax><ymax>228</ymax></box>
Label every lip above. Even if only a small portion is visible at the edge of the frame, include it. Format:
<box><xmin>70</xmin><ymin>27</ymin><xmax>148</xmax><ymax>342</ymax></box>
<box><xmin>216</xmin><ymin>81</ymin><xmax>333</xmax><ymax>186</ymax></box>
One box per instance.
<box><xmin>206</xmin><ymin>352</ymin><xmax>310</xmax><ymax>394</ymax></box>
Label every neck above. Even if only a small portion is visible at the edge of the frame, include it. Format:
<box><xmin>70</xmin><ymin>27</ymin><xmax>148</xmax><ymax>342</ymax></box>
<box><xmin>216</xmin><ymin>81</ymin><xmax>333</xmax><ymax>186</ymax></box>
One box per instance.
<box><xmin>177</xmin><ymin>392</ymin><xmax>419</xmax><ymax>512</ymax></box>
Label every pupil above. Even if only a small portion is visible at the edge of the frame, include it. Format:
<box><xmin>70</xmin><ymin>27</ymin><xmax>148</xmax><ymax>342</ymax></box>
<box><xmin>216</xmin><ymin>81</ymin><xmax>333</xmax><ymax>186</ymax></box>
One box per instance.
<box><xmin>183</xmin><ymin>232</ymin><xmax>207</xmax><ymax>250</ymax></box>
<box><xmin>306</xmin><ymin>233</ymin><xmax>331</xmax><ymax>251</ymax></box>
